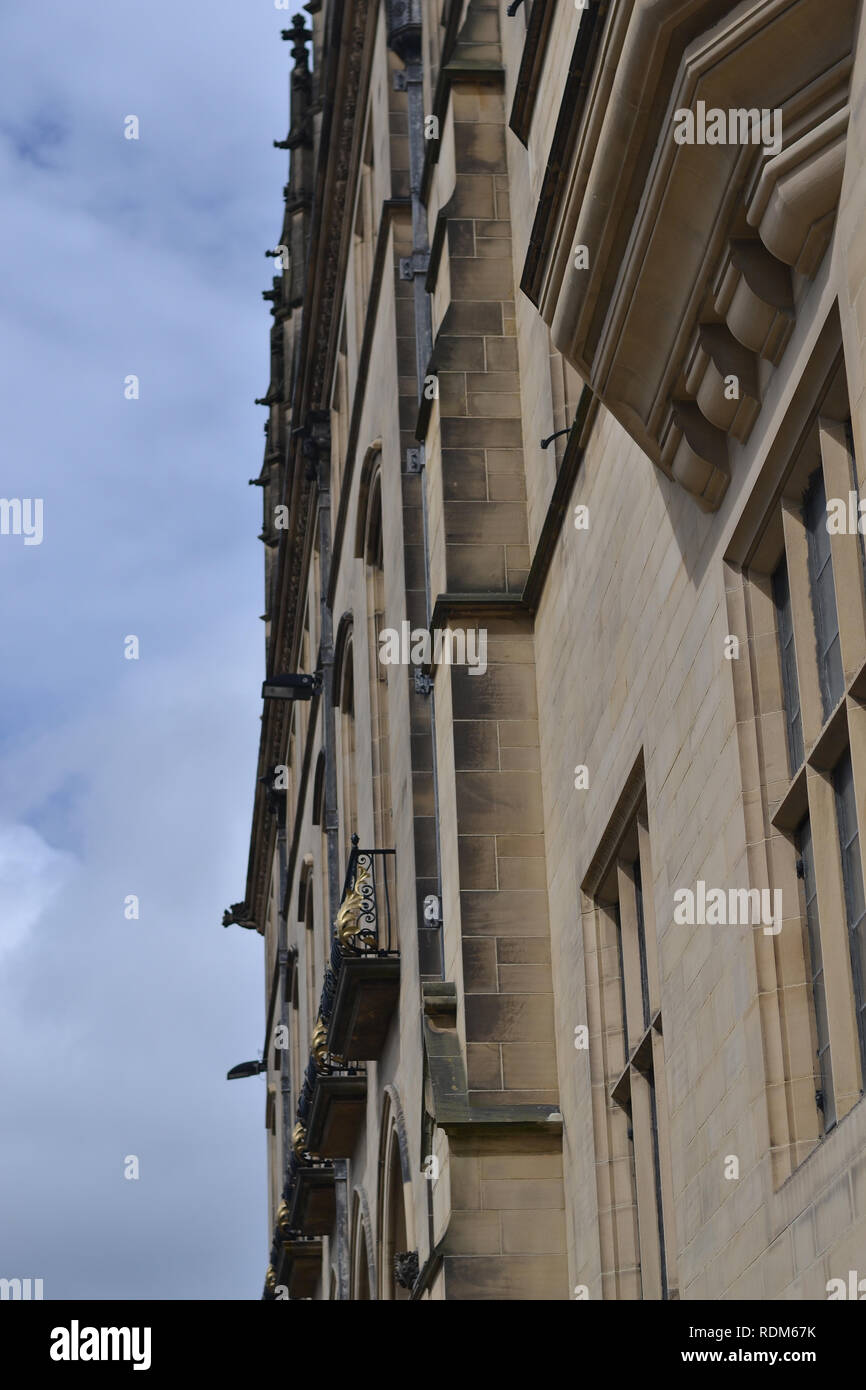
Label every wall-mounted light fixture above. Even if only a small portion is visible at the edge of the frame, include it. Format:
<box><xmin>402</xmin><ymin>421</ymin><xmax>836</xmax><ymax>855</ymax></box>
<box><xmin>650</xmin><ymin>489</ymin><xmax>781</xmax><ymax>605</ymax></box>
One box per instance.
<box><xmin>262</xmin><ymin>672</ymin><xmax>322</xmax><ymax>702</ymax></box>
<box><xmin>226</xmin><ymin>1059</ymin><xmax>266</xmax><ymax>1081</ymax></box>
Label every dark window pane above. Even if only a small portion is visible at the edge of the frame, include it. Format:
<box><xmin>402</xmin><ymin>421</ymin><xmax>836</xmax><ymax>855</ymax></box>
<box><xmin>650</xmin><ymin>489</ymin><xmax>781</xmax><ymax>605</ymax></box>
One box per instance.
<box><xmin>799</xmin><ymin>816</ymin><xmax>835</xmax><ymax>1129</ymax></box>
<box><xmin>804</xmin><ymin>468</ymin><xmax>845</xmax><ymax>718</ymax></box>
<box><xmin>634</xmin><ymin>856</ymin><xmax>651</xmax><ymax>1031</ymax></box>
<box><xmin>647</xmin><ymin>1069</ymin><xmax>669</xmax><ymax>1300</ymax></box>
<box><xmin>791</xmin><ymin>712</ymin><xmax>803</xmax><ymax>768</ymax></box>
<box><xmin>834</xmin><ymin>751</ymin><xmax>866</xmax><ymax>1081</ymax></box>
<box><xmin>846</xmin><ymin>418</ymin><xmax>866</xmax><ymax>600</ymax></box>
<box><xmin>614</xmin><ymin>900</ymin><xmax>629</xmax><ymax>1061</ymax></box>
<box><xmin>773</xmin><ymin>560</ymin><xmax>804</xmax><ymax>772</ymax></box>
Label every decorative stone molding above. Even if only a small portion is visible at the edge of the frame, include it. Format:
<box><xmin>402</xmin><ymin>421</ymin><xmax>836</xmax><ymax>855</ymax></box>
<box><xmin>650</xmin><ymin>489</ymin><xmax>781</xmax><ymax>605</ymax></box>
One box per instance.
<box><xmin>713</xmin><ymin>238</ymin><xmax>794</xmax><ymax>364</ymax></box>
<box><xmin>689</xmin><ymin>325</ymin><xmax>758</xmax><ymax>431</ymax></box>
<box><xmin>747</xmin><ymin>104</ymin><xmax>849</xmax><ymax>275</ymax></box>
<box><xmin>530</xmin><ymin>0</ymin><xmax>857</xmax><ymax>509</ymax></box>
<box><xmin>663</xmin><ymin>401</ymin><xmax>730</xmax><ymax>511</ymax></box>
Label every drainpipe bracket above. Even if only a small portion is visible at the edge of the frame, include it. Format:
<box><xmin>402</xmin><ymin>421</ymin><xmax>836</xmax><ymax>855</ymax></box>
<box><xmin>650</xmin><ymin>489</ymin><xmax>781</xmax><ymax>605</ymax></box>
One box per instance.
<box><xmin>399</xmin><ymin>252</ymin><xmax>429</xmax><ymax>281</ymax></box>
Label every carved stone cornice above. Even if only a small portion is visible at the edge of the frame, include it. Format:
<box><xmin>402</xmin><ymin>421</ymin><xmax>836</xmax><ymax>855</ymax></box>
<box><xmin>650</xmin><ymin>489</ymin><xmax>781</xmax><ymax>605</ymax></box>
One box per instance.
<box><xmin>309</xmin><ymin>0</ymin><xmax>375</xmax><ymax>411</ymax></box>
<box><xmin>532</xmin><ymin>0</ymin><xmax>857</xmax><ymax>510</ymax></box>
<box><xmin>242</xmin><ymin>0</ymin><xmax>375</xmax><ymax>931</ymax></box>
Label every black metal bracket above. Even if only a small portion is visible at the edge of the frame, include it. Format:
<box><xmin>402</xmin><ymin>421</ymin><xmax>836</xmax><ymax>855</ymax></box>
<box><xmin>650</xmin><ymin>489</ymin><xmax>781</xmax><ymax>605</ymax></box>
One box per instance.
<box><xmin>541</xmin><ymin>424</ymin><xmax>572</xmax><ymax>450</ymax></box>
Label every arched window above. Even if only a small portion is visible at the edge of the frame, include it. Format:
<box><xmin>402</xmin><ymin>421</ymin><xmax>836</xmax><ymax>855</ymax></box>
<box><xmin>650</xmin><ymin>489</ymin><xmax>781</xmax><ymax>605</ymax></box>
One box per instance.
<box><xmin>353</xmin><ymin>123</ymin><xmax>375</xmax><ymax>353</ymax></box>
<box><xmin>312</xmin><ymin>749</ymin><xmax>331</xmax><ymax>959</ymax></box>
<box><xmin>364</xmin><ymin>467</ymin><xmax>393</xmax><ymax>854</ymax></box>
<box><xmin>378</xmin><ymin>1091</ymin><xmax>413</xmax><ymax>1301</ymax></box>
<box><xmin>289</xmin><ymin>964</ymin><xmax>300</xmax><ymax>1121</ymax></box>
<box><xmin>299</xmin><ymin>860</ymin><xmax>317</xmax><ymax>1044</ymax></box>
<box><xmin>350</xmin><ymin>1190</ymin><xmax>375</xmax><ymax>1300</ymax></box>
<box><xmin>336</xmin><ymin>631</ymin><xmax>359</xmax><ymax>849</ymax></box>
<box><xmin>383</xmin><ymin>1138</ymin><xmax>409</xmax><ymax>1300</ymax></box>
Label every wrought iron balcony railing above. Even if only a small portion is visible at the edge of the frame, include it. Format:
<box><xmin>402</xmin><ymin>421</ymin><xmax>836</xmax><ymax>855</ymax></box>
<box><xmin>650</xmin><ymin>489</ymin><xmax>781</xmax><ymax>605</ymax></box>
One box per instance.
<box><xmin>311</xmin><ymin>837</ymin><xmax>397</xmax><ymax>1046</ymax></box>
<box><xmin>276</xmin><ymin>839</ymin><xmax>397</xmax><ymax>1253</ymax></box>
<box><xmin>335</xmin><ymin>836</ymin><xmax>397</xmax><ymax>957</ymax></box>
<box><xmin>318</xmin><ymin>836</ymin><xmax>401</xmax><ymax>1063</ymax></box>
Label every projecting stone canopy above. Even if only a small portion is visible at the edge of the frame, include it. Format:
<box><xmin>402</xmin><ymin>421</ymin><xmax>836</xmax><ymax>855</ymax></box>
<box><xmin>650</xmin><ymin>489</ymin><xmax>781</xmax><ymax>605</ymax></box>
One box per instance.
<box><xmin>534</xmin><ymin>0</ymin><xmax>857</xmax><ymax>510</ymax></box>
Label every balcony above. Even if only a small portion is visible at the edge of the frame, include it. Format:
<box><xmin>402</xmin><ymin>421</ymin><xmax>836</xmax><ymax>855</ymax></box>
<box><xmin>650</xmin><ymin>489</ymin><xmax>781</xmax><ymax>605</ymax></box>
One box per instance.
<box><xmin>322</xmin><ymin>838</ymin><xmax>399</xmax><ymax>1061</ymax></box>
<box><xmin>279</xmin><ymin>1236</ymin><xmax>322</xmax><ymax>1299</ymax></box>
<box><xmin>305</xmin><ymin>1069</ymin><xmax>367</xmax><ymax>1157</ymax></box>
<box><xmin>283</xmin><ymin>1147</ymin><xmax>335</xmax><ymax>1237</ymax></box>
<box><xmin>282</xmin><ymin>1072</ymin><xmax>337</xmax><ymax>1234</ymax></box>
<box><xmin>274</xmin><ymin>1200</ymin><xmax>322</xmax><ymax>1299</ymax></box>
<box><xmin>302</xmin><ymin>1018</ymin><xmax>367</xmax><ymax>1160</ymax></box>
<box><xmin>276</xmin><ymin>845</ymin><xmax>399</xmax><ymax>1249</ymax></box>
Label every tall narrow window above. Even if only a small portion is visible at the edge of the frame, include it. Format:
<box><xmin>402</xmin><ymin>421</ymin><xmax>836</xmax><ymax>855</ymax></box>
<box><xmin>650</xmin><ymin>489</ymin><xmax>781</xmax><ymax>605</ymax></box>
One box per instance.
<box><xmin>773</xmin><ymin>559</ymin><xmax>804</xmax><ymax>772</ymax></box>
<box><xmin>364</xmin><ymin>471</ymin><xmax>393</xmax><ymax>854</ymax></box>
<box><xmin>339</xmin><ymin>642</ymin><xmax>358</xmax><ymax>847</ymax></box>
<box><xmin>303</xmin><ymin>878</ymin><xmax>316</xmax><ymax>1044</ymax></box>
<box><xmin>290</xmin><ymin>970</ymin><xmax>301</xmax><ymax>1122</ymax></box>
<box><xmin>353</xmin><ymin>125</ymin><xmax>375</xmax><ymax>353</ymax></box>
<box><xmin>633</xmin><ymin>856</ymin><xmax>651</xmax><ymax>1032</ymax></box>
<box><xmin>331</xmin><ymin>332</ymin><xmax>349</xmax><ymax>503</ymax></box>
<box><xmin>834</xmin><ymin>752</ymin><xmax>866</xmax><ymax>1077</ymax></box>
<box><xmin>584</xmin><ymin>777</ymin><xmax>678</xmax><ymax>1301</ymax></box>
<box><xmin>798</xmin><ymin>817</ymin><xmax>835</xmax><ymax>1129</ymax></box>
<box><xmin>740</xmin><ymin>354</ymin><xmax>866</xmax><ymax>1171</ymax></box>
<box><xmin>613</xmin><ymin>901</ymin><xmax>629</xmax><ymax>1057</ymax></box>
<box><xmin>845</xmin><ymin>417</ymin><xmax>866</xmax><ymax>598</ymax></box>
<box><xmin>613</xmin><ymin>861</ymin><xmax>672</xmax><ymax>1304</ymax></box>
<box><xmin>312</xmin><ymin>749</ymin><xmax>331</xmax><ymax>959</ymax></box>
<box><xmin>804</xmin><ymin>467</ymin><xmax>844</xmax><ymax>717</ymax></box>
<box><xmin>382</xmin><ymin>1137</ymin><xmax>409</xmax><ymax>1301</ymax></box>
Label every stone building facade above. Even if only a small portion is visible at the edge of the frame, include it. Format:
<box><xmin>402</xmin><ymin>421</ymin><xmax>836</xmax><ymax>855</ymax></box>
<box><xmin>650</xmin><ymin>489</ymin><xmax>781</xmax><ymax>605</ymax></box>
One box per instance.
<box><xmin>230</xmin><ymin>0</ymin><xmax>866</xmax><ymax>1299</ymax></box>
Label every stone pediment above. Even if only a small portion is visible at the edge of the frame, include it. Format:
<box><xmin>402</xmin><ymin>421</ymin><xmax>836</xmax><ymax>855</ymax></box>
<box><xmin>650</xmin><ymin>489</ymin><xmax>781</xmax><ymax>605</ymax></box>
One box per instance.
<box><xmin>538</xmin><ymin>0</ymin><xmax>857</xmax><ymax>509</ymax></box>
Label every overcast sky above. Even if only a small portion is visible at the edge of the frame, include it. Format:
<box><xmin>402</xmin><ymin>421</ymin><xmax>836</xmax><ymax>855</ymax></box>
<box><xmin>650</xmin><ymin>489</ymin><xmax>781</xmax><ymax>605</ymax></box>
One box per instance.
<box><xmin>0</xmin><ymin>1</ymin><xmax>289</xmax><ymax>1299</ymax></box>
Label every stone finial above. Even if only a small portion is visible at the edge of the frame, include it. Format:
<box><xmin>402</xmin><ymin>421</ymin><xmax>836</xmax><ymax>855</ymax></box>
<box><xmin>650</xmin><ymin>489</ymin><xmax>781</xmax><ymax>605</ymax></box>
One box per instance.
<box><xmin>281</xmin><ymin>15</ymin><xmax>311</xmax><ymax>67</ymax></box>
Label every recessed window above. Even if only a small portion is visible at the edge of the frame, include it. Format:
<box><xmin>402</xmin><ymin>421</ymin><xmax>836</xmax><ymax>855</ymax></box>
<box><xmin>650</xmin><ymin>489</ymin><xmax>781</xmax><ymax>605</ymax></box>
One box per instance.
<box><xmin>798</xmin><ymin>816</ymin><xmax>835</xmax><ymax>1130</ymax></box>
<box><xmin>834</xmin><ymin>751</ymin><xmax>866</xmax><ymax>1077</ymax></box>
<box><xmin>773</xmin><ymin>559</ymin><xmax>804</xmax><ymax>773</ymax></box>
<box><xmin>804</xmin><ymin>466</ymin><xmax>845</xmax><ymax>718</ymax></box>
<box><xmin>583</xmin><ymin>769</ymin><xmax>678</xmax><ymax>1300</ymax></box>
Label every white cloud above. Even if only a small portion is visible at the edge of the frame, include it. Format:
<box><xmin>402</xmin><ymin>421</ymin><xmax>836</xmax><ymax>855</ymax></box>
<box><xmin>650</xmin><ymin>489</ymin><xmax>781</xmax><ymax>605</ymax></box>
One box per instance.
<box><xmin>0</xmin><ymin>822</ymin><xmax>78</xmax><ymax>957</ymax></box>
